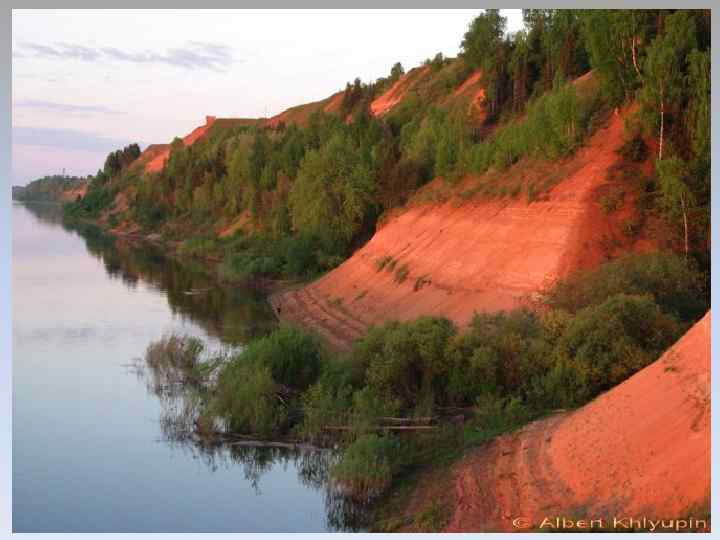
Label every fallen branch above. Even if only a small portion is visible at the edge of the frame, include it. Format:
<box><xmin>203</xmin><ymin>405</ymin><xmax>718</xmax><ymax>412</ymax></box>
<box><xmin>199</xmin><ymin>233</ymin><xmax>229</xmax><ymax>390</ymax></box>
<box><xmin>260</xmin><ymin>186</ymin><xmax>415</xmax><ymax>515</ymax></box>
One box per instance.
<box><xmin>324</xmin><ymin>425</ymin><xmax>437</xmax><ymax>431</ymax></box>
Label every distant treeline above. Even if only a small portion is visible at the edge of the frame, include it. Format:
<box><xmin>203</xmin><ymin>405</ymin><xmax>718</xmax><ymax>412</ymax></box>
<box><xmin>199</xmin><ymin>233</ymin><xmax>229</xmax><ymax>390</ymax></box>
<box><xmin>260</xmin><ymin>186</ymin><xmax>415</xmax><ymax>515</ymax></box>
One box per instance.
<box><xmin>12</xmin><ymin>175</ymin><xmax>88</xmax><ymax>202</ymax></box>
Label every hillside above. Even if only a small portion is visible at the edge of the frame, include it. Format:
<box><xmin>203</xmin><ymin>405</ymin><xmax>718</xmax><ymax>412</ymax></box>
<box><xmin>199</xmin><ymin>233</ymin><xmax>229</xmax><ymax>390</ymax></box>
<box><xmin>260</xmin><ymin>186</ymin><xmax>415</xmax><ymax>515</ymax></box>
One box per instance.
<box><xmin>272</xmin><ymin>103</ymin><xmax>659</xmax><ymax>350</ymax></box>
<box><xmin>443</xmin><ymin>310</ymin><xmax>710</xmax><ymax>532</ymax></box>
<box><xmin>58</xmin><ymin>9</ymin><xmax>712</xmax><ymax>533</ymax></box>
<box><xmin>141</xmin><ymin>116</ymin><xmax>260</xmax><ymax>173</ymax></box>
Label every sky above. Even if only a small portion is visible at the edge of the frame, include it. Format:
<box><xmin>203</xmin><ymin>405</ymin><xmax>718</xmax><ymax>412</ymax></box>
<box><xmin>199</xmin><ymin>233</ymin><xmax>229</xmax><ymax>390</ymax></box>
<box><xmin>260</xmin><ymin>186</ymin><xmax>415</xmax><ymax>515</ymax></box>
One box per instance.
<box><xmin>11</xmin><ymin>9</ymin><xmax>524</xmax><ymax>186</ymax></box>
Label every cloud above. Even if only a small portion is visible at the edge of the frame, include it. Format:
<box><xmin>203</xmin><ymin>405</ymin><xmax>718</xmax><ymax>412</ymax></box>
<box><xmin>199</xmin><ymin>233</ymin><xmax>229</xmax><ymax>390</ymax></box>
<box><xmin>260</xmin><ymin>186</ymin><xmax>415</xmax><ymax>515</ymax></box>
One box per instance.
<box><xmin>15</xmin><ymin>41</ymin><xmax>237</xmax><ymax>72</ymax></box>
<box><xmin>12</xmin><ymin>126</ymin><xmax>143</xmax><ymax>154</ymax></box>
<box><xmin>14</xmin><ymin>100</ymin><xmax>123</xmax><ymax>115</ymax></box>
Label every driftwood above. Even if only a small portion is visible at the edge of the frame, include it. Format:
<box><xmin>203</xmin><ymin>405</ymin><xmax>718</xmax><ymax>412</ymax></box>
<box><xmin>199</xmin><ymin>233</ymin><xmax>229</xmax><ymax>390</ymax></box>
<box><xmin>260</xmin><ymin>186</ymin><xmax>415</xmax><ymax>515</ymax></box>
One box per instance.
<box><xmin>225</xmin><ymin>440</ymin><xmax>319</xmax><ymax>450</ymax></box>
<box><xmin>377</xmin><ymin>416</ymin><xmax>434</xmax><ymax>424</ymax></box>
<box><xmin>323</xmin><ymin>425</ymin><xmax>436</xmax><ymax>431</ymax></box>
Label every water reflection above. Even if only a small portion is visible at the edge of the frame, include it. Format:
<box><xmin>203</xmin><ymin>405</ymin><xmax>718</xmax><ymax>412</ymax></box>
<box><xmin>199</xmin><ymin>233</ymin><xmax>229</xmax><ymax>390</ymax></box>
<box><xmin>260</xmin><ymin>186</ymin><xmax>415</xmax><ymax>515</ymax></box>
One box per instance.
<box><xmin>18</xmin><ymin>202</ymin><xmax>368</xmax><ymax>532</ymax></box>
<box><xmin>129</xmin><ymin>339</ymin><xmax>369</xmax><ymax>532</ymax></box>
<box><xmin>20</xmin><ymin>202</ymin><xmax>276</xmax><ymax>345</ymax></box>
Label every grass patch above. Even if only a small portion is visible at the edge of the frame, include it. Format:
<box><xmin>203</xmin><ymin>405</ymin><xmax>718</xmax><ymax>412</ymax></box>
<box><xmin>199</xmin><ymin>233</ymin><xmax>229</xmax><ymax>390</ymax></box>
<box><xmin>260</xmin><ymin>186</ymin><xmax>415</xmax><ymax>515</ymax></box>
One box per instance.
<box><xmin>394</xmin><ymin>263</ymin><xmax>409</xmax><ymax>283</ymax></box>
<box><xmin>413</xmin><ymin>498</ymin><xmax>449</xmax><ymax>532</ymax></box>
<box><xmin>599</xmin><ymin>188</ymin><xmax>625</xmax><ymax>214</ymax></box>
<box><xmin>414</xmin><ymin>274</ymin><xmax>431</xmax><ymax>291</ymax></box>
<box><xmin>376</xmin><ymin>255</ymin><xmax>393</xmax><ymax>272</ymax></box>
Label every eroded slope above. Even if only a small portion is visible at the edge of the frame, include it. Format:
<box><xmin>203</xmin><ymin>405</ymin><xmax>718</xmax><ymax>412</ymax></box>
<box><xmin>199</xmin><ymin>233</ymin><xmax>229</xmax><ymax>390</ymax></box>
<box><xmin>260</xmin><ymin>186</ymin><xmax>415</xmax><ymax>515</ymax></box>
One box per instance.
<box><xmin>274</xmin><ymin>107</ymin><xmax>655</xmax><ymax>350</ymax></box>
<box><xmin>447</xmin><ymin>311</ymin><xmax>711</xmax><ymax>532</ymax></box>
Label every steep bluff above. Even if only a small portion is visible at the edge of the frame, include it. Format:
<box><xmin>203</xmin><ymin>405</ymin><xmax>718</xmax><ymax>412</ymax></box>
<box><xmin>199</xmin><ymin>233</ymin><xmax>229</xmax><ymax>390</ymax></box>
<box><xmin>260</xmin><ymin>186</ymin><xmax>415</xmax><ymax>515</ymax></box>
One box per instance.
<box><xmin>273</xmin><ymin>105</ymin><xmax>657</xmax><ymax>350</ymax></box>
<box><xmin>445</xmin><ymin>311</ymin><xmax>711</xmax><ymax>531</ymax></box>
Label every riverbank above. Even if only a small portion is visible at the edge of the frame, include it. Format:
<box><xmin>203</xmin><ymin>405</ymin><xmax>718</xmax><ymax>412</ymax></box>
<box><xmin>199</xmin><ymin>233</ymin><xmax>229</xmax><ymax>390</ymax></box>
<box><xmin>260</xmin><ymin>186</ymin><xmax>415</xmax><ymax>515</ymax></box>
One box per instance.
<box><xmin>14</xmin><ymin>201</ymin><xmax>357</xmax><ymax>533</ymax></box>
<box><xmin>31</xmin><ymin>199</ymin><xmax>711</xmax><ymax>532</ymax></box>
<box><xmin>62</xmin><ymin>208</ymin><xmax>305</xmax><ymax>302</ymax></box>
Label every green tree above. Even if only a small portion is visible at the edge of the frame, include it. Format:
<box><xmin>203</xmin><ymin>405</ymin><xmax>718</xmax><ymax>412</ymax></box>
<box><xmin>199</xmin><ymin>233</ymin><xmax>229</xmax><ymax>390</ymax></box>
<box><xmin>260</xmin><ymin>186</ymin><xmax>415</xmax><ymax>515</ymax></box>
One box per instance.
<box><xmin>580</xmin><ymin>10</ymin><xmax>654</xmax><ymax>103</ymax></box>
<box><xmin>461</xmin><ymin>9</ymin><xmax>508</xmax><ymax>115</ymax></box>
<box><xmin>389</xmin><ymin>62</ymin><xmax>405</xmax><ymax>82</ymax></box>
<box><xmin>656</xmin><ymin>156</ymin><xmax>695</xmax><ymax>258</ymax></box>
<box><xmin>641</xmin><ymin>11</ymin><xmax>697</xmax><ymax>160</ymax></box>
<box><xmin>288</xmin><ymin>133</ymin><xmax>375</xmax><ymax>251</ymax></box>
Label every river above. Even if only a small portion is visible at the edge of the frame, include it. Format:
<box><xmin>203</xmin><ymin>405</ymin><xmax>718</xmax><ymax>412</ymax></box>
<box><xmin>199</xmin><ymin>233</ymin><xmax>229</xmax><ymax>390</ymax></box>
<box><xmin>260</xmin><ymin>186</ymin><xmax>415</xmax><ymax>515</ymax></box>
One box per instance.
<box><xmin>12</xmin><ymin>202</ymin><xmax>364</xmax><ymax>533</ymax></box>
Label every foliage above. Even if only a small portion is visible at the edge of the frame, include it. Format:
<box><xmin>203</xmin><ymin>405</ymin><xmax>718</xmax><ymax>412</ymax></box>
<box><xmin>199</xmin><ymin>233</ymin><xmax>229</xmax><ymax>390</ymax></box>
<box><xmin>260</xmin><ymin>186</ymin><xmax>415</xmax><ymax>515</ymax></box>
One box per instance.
<box><xmin>543</xmin><ymin>251</ymin><xmax>707</xmax><ymax>322</ymax></box>
<box><xmin>289</xmin><ymin>133</ymin><xmax>376</xmax><ymax>253</ymax></box>
<box><xmin>12</xmin><ymin>175</ymin><xmax>87</xmax><ymax>202</ymax></box>
<box><xmin>212</xmin><ymin>325</ymin><xmax>324</xmax><ymax>436</ymax></box>
<box><xmin>213</xmin><ymin>361</ymin><xmax>286</xmax><ymax>437</ymax></box>
<box><xmin>555</xmin><ymin>293</ymin><xmax>681</xmax><ymax>393</ymax></box>
<box><xmin>618</xmin><ymin>135</ymin><xmax>648</xmax><ymax>162</ymax></box>
<box><xmin>359</xmin><ymin>317</ymin><xmax>457</xmax><ymax>411</ymax></box>
<box><xmin>330</xmin><ymin>434</ymin><xmax>400</xmax><ymax>501</ymax></box>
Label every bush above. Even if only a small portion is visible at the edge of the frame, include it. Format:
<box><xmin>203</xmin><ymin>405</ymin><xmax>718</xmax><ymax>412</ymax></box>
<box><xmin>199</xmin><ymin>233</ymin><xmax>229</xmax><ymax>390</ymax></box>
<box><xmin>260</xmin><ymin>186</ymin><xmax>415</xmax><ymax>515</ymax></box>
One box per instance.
<box><xmin>556</xmin><ymin>293</ymin><xmax>682</xmax><ymax>393</ymax></box>
<box><xmin>618</xmin><ymin>135</ymin><xmax>648</xmax><ymax>162</ymax></box>
<box><xmin>211</xmin><ymin>325</ymin><xmax>324</xmax><ymax>437</ymax></box>
<box><xmin>144</xmin><ymin>334</ymin><xmax>207</xmax><ymax>389</ymax></box>
<box><xmin>544</xmin><ymin>251</ymin><xmax>708</xmax><ymax>322</ymax></box>
<box><xmin>473</xmin><ymin>394</ymin><xmax>532</xmax><ymax>436</ymax></box>
<box><xmin>355</xmin><ymin>317</ymin><xmax>457</xmax><ymax>411</ymax></box>
<box><xmin>213</xmin><ymin>362</ymin><xmax>286</xmax><ymax>437</ymax></box>
<box><xmin>599</xmin><ymin>189</ymin><xmax>624</xmax><ymax>213</ymax></box>
<box><xmin>413</xmin><ymin>274</ymin><xmax>431</xmax><ymax>291</ymax></box>
<box><xmin>394</xmin><ymin>263</ymin><xmax>409</xmax><ymax>283</ymax></box>
<box><xmin>445</xmin><ymin>310</ymin><xmax>547</xmax><ymax>404</ymax></box>
<box><xmin>178</xmin><ymin>235</ymin><xmax>220</xmax><ymax>258</ymax></box>
<box><xmin>525</xmin><ymin>355</ymin><xmax>592</xmax><ymax>409</ymax></box>
<box><xmin>298</xmin><ymin>379</ymin><xmax>353</xmax><ymax>443</ymax></box>
<box><xmin>376</xmin><ymin>255</ymin><xmax>393</xmax><ymax>272</ymax></box>
<box><xmin>330</xmin><ymin>434</ymin><xmax>400</xmax><ymax>501</ymax></box>
<box><xmin>240</xmin><ymin>325</ymin><xmax>324</xmax><ymax>391</ymax></box>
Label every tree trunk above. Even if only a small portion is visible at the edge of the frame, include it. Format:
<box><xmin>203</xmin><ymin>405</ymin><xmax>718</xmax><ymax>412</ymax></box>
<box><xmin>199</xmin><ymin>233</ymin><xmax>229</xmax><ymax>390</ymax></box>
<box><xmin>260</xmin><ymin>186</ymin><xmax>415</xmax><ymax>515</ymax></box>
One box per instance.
<box><xmin>681</xmin><ymin>193</ymin><xmax>689</xmax><ymax>258</ymax></box>
<box><xmin>659</xmin><ymin>98</ymin><xmax>665</xmax><ymax>161</ymax></box>
<box><xmin>631</xmin><ymin>35</ymin><xmax>643</xmax><ymax>79</ymax></box>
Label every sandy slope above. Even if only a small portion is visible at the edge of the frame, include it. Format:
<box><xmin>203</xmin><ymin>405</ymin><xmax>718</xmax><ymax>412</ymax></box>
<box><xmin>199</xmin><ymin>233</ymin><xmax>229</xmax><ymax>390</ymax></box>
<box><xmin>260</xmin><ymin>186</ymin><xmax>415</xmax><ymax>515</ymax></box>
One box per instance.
<box><xmin>274</xmin><ymin>107</ymin><xmax>654</xmax><ymax>350</ymax></box>
<box><xmin>140</xmin><ymin>117</ymin><xmax>257</xmax><ymax>173</ymax></box>
<box><xmin>370</xmin><ymin>67</ymin><xmax>430</xmax><ymax>117</ymax></box>
<box><xmin>446</xmin><ymin>311</ymin><xmax>711</xmax><ymax>532</ymax></box>
<box><xmin>144</xmin><ymin>117</ymin><xmax>216</xmax><ymax>172</ymax></box>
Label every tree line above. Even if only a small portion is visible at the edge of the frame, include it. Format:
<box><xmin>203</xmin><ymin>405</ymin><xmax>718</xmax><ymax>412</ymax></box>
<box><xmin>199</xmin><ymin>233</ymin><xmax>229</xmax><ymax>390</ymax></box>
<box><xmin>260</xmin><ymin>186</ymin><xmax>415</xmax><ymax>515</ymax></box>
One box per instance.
<box><xmin>66</xmin><ymin>9</ymin><xmax>710</xmax><ymax>277</ymax></box>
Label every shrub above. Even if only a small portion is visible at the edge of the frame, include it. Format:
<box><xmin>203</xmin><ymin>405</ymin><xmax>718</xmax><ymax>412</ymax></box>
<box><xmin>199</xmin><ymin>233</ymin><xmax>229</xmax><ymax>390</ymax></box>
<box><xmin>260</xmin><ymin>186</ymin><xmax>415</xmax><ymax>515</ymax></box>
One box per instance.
<box><xmin>413</xmin><ymin>274</ymin><xmax>431</xmax><ymax>291</ymax></box>
<box><xmin>330</xmin><ymin>434</ymin><xmax>400</xmax><ymax>501</ymax></box>
<box><xmin>618</xmin><ymin>135</ymin><xmax>648</xmax><ymax>162</ymax></box>
<box><xmin>178</xmin><ymin>235</ymin><xmax>220</xmax><ymax>258</ymax></box>
<box><xmin>526</xmin><ymin>183</ymin><xmax>538</xmax><ymax>203</ymax></box>
<box><xmin>144</xmin><ymin>334</ymin><xmax>207</xmax><ymax>389</ymax></box>
<box><xmin>213</xmin><ymin>362</ymin><xmax>286</xmax><ymax>437</ymax></box>
<box><xmin>394</xmin><ymin>263</ymin><xmax>409</xmax><ymax>283</ymax></box>
<box><xmin>599</xmin><ymin>189</ymin><xmax>625</xmax><ymax>213</ymax></box>
<box><xmin>356</xmin><ymin>317</ymin><xmax>457</xmax><ymax>411</ymax></box>
<box><xmin>414</xmin><ymin>499</ymin><xmax>449</xmax><ymax>532</ymax></box>
<box><xmin>544</xmin><ymin>251</ymin><xmax>708</xmax><ymax>322</ymax></box>
<box><xmin>622</xmin><ymin>216</ymin><xmax>642</xmax><ymax>237</ymax></box>
<box><xmin>556</xmin><ymin>293</ymin><xmax>682</xmax><ymax>393</ymax></box>
<box><xmin>240</xmin><ymin>325</ymin><xmax>324</xmax><ymax>391</ymax></box>
<box><xmin>525</xmin><ymin>355</ymin><xmax>592</xmax><ymax>409</ymax></box>
<box><xmin>376</xmin><ymin>255</ymin><xmax>393</xmax><ymax>272</ymax></box>
<box><xmin>298</xmin><ymin>379</ymin><xmax>353</xmax><ymax>443</ymax></box>
<box><xmin>445</xmin><ymin>310</ymin><xmax>547</xmax><ymax>404</ymax></box>
<box><xmin>473</xmin><ymin>394</ymin><xmax>532</xmax><ymax>436</ymax></box>
<box><xmin>211</xmin><ymin>325</ymin><xmax>324</xmax><ymax>437</ymax></box>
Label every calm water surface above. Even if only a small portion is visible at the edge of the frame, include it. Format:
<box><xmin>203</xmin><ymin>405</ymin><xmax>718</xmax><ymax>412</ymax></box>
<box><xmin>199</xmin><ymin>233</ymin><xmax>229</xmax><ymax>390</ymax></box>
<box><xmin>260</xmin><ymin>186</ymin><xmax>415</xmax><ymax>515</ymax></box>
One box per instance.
<box><xmin>12</xmin><ymin>202</ymin><xmax>361</xmax><ymax>532</ymax></box>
